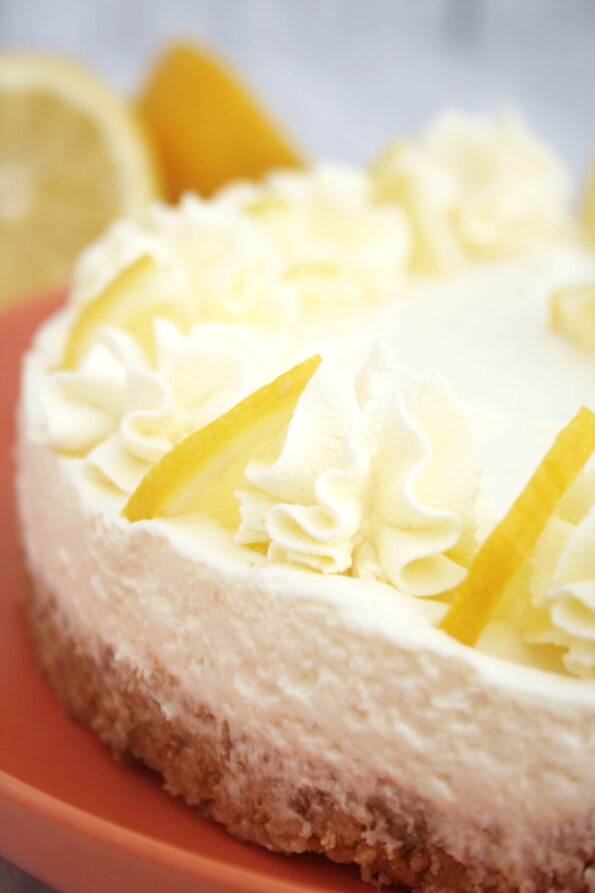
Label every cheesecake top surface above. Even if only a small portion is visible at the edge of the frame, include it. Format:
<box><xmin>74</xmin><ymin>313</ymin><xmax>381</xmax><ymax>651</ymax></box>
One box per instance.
<box><xmin>19</xmin><ymin>109</ymin><xmax>595</xmax><ymax>683</ymax></box>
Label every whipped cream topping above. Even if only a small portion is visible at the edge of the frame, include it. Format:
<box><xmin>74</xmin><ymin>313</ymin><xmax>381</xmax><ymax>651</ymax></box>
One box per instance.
<box><xmin>69</xmin><ymin>164</ymin><xmax>411</xmax><ymax>332</ymax></box>
<box><xmin>371</xmin><ymin>110</ymin><xmax>570</xmax><ymax>271</ymax></box>
<box><xmin>26</xmin><ymin>110</ymin><xmax>593</xmax><ymax>676</ymax></box>
<box><xmin>150</xmin><ymin>198</ymin><xmax>299</xmax><ymax>326</ymax></box>
<box><xmin>215</xmin><ymin>164</ymin><xmax>411</xmax><ymax>311</ymax></box>
<box><xmin>236</xmin><ymin>342</ymin><xmax>480</xmax><ymax>597</ymax></box>
<box><xmin>525</xmin><ymin>471</ymin><xmax>595</xmax><ymax>676</ymax></box>
<box><xmin>39</xmin><ymin>320</ymin><xmax>274</xmax><ymax>494</ymax></box>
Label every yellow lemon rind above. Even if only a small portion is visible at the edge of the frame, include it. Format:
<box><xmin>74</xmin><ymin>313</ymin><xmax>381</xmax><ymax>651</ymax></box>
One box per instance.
<box><xmin>123</xmin><ymin>353</ymin><xmax>321</xmax><ymax>527</ymax></box>
<box><xmin>138</xmin><ymin>42</ymin><xmax>303</xmax><ymax>200</ymax></box>
<box><xmin>62</xmin><ymin>255</ymin><xmax>192</xmax><ymax>370</ymax></box>
<box><xmin>440</xmin><ymin>406</ymin><xmax>595</xmax><ymax>646</ymax></box>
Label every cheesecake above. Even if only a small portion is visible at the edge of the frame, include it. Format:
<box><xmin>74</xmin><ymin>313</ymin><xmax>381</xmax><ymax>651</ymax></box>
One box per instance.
<box><xmin>16</xmin><ymin>111</ymin><xmax>595</xmax><ymax>891</ymax></box>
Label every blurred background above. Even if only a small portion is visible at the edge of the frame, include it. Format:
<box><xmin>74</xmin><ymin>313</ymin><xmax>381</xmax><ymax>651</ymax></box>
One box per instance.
<box><xmin>2</xmin><ymin>0</ymin><xmax>595</xmax><ymax>171</ymax></box>
<box><xmin>1</xmin><ymin>0</ymin><xmax>595</xmax><ymax>306</ymax></box>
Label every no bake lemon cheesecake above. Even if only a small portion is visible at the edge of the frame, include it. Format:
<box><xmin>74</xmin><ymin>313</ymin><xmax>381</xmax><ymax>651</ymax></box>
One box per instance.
<box><xmin>16</xmin><ymin>111</ymin><xmax>595</xmax><ymax>891</ymax></box>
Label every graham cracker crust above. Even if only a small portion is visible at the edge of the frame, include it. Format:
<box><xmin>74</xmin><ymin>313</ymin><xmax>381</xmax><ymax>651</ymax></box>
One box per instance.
<box><xmin>23</xmin><ymin>575</ymin><xmax>595</xmax><ymax>893</ymax></box>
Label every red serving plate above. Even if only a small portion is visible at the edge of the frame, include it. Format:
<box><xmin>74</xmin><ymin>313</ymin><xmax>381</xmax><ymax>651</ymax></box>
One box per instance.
<box><xmin>0</xmin><ymin>294</ymin><xmax>398</xmax><ymax>893</ymax></box>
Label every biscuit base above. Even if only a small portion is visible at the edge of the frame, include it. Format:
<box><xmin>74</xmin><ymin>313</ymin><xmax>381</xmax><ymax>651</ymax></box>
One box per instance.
<box><xmin>23</xmin><ymin>574</ymin><xmax>593</xmax><ymax>893</ymax></box>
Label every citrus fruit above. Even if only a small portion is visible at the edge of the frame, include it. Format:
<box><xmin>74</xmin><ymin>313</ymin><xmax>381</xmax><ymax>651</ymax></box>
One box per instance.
<box><xmin>62</xmin><ymin>254</ymin><xmax>192</xmax><ymax>370</ymax></box>
<box><xmin>138</xmin><ymin>42</ymin><xmax>302</xmax><ymax>201</ymax></box>
<box><xmin>550</xmin><ymin>284</ymin><xmax>595</xmax><ymax>352</ymax></box>
<box><xmin>440</xmin><ymin>406</ymin><xmax>595</xmax><ymax>646</ymax></box>
<box><xmin>123</xmin><ymin>354</ymin><xmax>321</xmax><ymax>528</ymax></box>
<box><xmin>0</xmin><ymin>52</ymin><xmax>160</xmax><ymax>305</ymax></box>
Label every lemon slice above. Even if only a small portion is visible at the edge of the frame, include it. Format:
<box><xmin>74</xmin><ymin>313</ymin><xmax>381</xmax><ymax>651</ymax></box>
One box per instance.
<box><xmin>138</xmin><ymin>42</ymin><xmax>303</xmax><ymax>200</ymax></box>
<box><xmin>62</xmin><ymin>255</ymin><xmax>192</xmax><ymax>370</ymax></box>
<box><xmin>550</xmin><ymin>284</ymin><xmax>595</xmax><ymax>352</ymax></box>
<box><xmin>440</xmin><ymin>406</ymin><xmax>595</xmax><ymax>646</ymax></box>
<box><xmin>0</xmin><ymin>52</ymin><xmax>160</xmax><ymax>306</ymax></box>
<box><xmin>123</xmin><ymin>354</ymin><xmax>321</xmax><ymax>528</ymax></box>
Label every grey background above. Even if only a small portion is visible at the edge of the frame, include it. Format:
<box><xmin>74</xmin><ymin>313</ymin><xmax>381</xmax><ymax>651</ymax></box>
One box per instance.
<box><xmin>1</xmin><ymin>0</ymin><xmax>595</xmax><ymax>174</ymax></box>
<box><xmin>1</xmin><ymin>1</ymin><xmax>594</xmax><ymax>891</ymax></box>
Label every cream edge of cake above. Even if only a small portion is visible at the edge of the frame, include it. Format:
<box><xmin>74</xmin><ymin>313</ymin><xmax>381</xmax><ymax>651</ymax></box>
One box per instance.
<box><xmin>15</xmin><ymin>110</ymin><xmax>595</xmax><ymax>891</ymax></box>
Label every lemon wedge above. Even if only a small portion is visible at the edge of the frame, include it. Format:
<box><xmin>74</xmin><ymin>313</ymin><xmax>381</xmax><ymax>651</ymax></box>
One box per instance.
<box><xmin>550</xmin><ymin>284</ymin><xmax>595</xmax><ymax>352</ymax></box>
<box><xmin>440</xmin><ymin>406</ymin><xmax>595</xmax><ymax>646</ymax></box>
<box><xmin>123</xmin><ymin>354</ymin><xmax>321</xmax><ymax>528</ymax></box>
<box><xmin>138</xmin><ymin>42</ymin><xmax>302</xmax><ymax>200</ymax></box>
<box><xmin>0</xmin><ymin>52</ymin><xmax>160</xmax><ymax>306</ymax></box>
<box><xmin>62</xmin><ymin>255</ymin><xmax>192</xmax><ymax>370</ymax></box>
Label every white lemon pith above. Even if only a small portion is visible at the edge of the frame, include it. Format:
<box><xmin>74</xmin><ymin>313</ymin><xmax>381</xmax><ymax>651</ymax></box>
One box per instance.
<box><xmin>0</xmin><ymin>53</ymin><xmax>159</xmax><ymax>305</ymax></box>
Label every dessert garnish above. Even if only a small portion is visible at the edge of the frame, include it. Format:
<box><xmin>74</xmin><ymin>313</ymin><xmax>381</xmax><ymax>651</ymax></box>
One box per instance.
<box><xmin>550</xmin><ymin>283</ymin><xmax>595</xmax><ymax>352</ymax></box>
<box><xmin>123</xmin><ymin>354</ymin><xmax>321</xmax><ymax>527</ymax></box>
<box><xmin>139</xmin><ymin>42</ymin><xmax>303</xmax><ymax>200</ymax></box>
<box><xmin>371</xmin><ymin>111</ymin><xmax>570</xmax><ymax>271</ymax></box>
<box><xmin>235</xmin><ymin>343</ymin><xmax>480</xmax><ymax>594</ymax></box>
<box><xmin>523</xmin><ymin>470</ymin><xmax>595</xmax><ymax>676</ymax></box>
<box><xmin>42</xmin><ymin>318</ymin><xmax>273</xmax><ymax>493</ymax></box>
<box><xmin>0</xmin><ymin>52</ymin><xmax>159</xmax><ymax>305</ymax></box>
<box><xmin>441</xmin><ymin>406</ymin><xmax>595</xmax><ymax>645</ymax></box>
<box><xmin>62</xmin><ymin>255</ymin><xmax>192</xmax><ymax>370</ymax></box>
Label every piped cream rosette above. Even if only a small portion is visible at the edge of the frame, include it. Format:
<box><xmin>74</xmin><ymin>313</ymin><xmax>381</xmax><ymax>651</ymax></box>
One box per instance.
<box><xmin>371</xmin><ymin>110</ymin><xmax>571</xmax><ymax>271</ymax></box>
<box><xmin>236</xmin><ymin>341</ymin><xmax>480</xmax><ymax>598</ymax></box>
<box><xmin>39</xmin><ymin>320</ymin><xmax>275</xmax><ymax>494</ymax></box>
<box><xmin>524</xmin><ymin>470</ymin><xmax>595</xmax><ymax>677</ymax></box>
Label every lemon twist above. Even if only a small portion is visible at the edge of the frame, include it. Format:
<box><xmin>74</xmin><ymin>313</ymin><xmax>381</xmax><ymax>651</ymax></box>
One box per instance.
<box><xmin>123</xmin><ymin>354</ymin><xmax>321</xmax><ymax>529</ymax></box>
<box><xmin>441</xmin><ymin>406</ymin><xmax>595</xmax><ymax>646</ymax></box>
<box><xmin>62</xmin><ymin>255</ymin><xmax>193</xmax><ymax>371</ymax></box>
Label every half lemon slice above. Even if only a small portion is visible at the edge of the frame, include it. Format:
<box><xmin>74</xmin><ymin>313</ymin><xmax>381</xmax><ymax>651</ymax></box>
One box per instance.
<box><xmin>123</xmin><ymin>354</ymin><xmax>321</xmax><ymax>529</ymax></box>
<box><xmin>0</xmin><ymin>52</ymin><xmax>160</xmax><ymax>305</ymax></box>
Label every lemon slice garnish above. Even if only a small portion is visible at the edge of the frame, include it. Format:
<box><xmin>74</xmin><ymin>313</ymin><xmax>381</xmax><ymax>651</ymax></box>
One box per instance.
<box><xmin>550</xmin><ymin>284</ymin><xmax>595</xmax><ymax>352</ymax></box>
<box><xmin>123</xmin><ymin>354</ymin><xmax>321</xmax><ymax>528</ymax></box>
<box><xmin>0</xmin><ymin>52</ymin><xmax>160</xmax><ymax>306</ymax></box>
<box><xmin>138</xmin><ymin>42</ymin><xmax>303</xmax><ymax>200</ymax></box>
<box><xmin>62</xmin><ymin>255</ymin><xmax>192</xmax><ymax>371</ymax></box>
<box><xmin>440</xmin><ymin>406</ymin><xmax>595</xmax><ymax>646</ymax></box>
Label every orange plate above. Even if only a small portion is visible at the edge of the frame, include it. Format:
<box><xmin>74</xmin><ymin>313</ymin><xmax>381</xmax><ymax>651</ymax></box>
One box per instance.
<box><xmin>0</xmin><ymin>294</ymin><xmax>387</xmax><ymax>893</ymax></box>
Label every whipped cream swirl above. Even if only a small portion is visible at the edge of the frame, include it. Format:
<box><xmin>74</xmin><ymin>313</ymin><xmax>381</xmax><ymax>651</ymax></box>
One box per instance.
<box><xmin>39</xmin><ymin>320</ymin><xmax>273</xmax><ymax>494</ymax></box>
<box><xmin>216</xmin><ymin>164</ymin><xmax>411</xmax><ymax>311</ymax></box>
<box><xmin>69</xmin><ymin>164</ymin><xmax>411</xmax><ymax>331</ymax></box>
<box><xmin>525</xmin><ymin>470</ymin><xmax>595</xmax><ymax>676</ymax></box>
<box><xmin>236</xmin><ymin>343</ymin><xmax>480</xmax><ymax>597</ymax></box>
<box><xmin>371</xmin><ymin>110</ymin><xmax>570</xmax><ymax>271</ymax></box>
